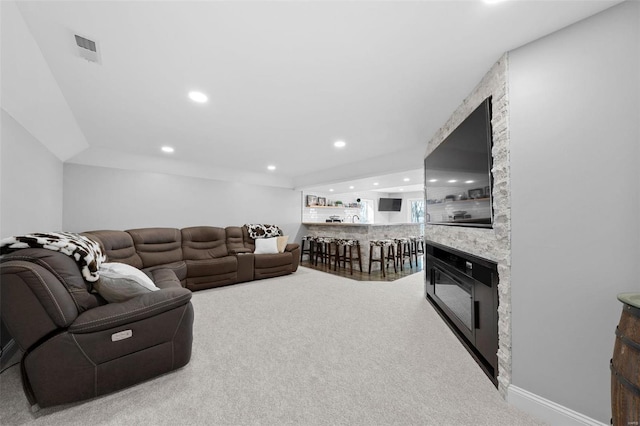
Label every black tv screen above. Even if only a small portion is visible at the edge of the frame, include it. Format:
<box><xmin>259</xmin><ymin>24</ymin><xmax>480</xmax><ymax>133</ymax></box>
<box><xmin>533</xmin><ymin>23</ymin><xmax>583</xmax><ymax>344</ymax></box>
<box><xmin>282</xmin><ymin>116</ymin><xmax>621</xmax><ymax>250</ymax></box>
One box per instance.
<box><xmin>378</xmin><ymin>198</ymin><xmax>402</xmax><ymax>212</ymax></box>
<box><xmin>425</xmin><ymin>97</ymin><xmax>493</xmax><ymax>228</ymax></box>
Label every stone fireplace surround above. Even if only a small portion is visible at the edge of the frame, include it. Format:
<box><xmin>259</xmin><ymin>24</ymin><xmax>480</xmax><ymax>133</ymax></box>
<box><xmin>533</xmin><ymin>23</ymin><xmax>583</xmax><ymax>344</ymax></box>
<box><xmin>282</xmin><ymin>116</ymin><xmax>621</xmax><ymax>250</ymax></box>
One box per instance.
<box><xmin>425</xmin><ymin>54</ymin><xmax>511</xmax><ymax>397</ymax></box>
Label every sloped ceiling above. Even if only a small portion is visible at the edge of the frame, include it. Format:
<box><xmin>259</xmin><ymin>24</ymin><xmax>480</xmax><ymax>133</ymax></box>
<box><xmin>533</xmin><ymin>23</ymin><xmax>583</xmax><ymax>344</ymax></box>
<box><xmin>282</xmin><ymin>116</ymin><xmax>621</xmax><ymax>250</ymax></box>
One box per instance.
<box><xmin>1</xmin><ymin>1</ymin><xmax>88</xmax><ymax>161</ymax></box>
<box><xmin>3</xmin><ymin>0</ymin><xmax>621</xmax><ymax>189</ymax></box>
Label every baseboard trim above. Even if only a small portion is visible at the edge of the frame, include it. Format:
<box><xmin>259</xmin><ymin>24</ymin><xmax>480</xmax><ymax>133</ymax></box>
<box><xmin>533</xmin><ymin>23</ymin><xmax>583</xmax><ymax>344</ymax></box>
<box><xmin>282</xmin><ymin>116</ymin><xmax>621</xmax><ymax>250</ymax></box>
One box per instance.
<box><xmin>508</xmin><ymin>385</ymin><xmax>607</xmax><ymax>426</ymax></box>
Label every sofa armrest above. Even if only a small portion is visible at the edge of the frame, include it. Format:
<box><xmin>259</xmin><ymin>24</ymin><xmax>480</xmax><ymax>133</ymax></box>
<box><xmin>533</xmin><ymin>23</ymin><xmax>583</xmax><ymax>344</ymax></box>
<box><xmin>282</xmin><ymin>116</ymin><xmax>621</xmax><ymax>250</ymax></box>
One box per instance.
<box><xmin>69</xmin><ymin>287</ymin><xmax>192</xmax><ymax>334</ymax></box>
<box><xmin>285</xmin><ymin>243</ymin><xmax>300</xmax><ymax>252</ymax></box>
<box><xmin>229</xmin><ymin>248</ymin><xmax>252</xmax><ymax>254</ymax></box>
<box><xmin>145</xmin><ymin>268</ymin><xmax>183</xmax><ymax>289</ymax></box>
<box><xmin>142</xmin><ymin>261</ymin><xmax>187</xmax><ymax>282</ymax></box>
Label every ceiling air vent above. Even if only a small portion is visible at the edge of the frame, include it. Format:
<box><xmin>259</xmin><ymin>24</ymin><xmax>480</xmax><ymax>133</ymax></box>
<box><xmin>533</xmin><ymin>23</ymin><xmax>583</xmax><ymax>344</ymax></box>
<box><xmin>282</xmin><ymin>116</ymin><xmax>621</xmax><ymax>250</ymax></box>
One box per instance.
<box><xmin>74</xmin><ymin>34</ymin><xmax>101</xmax><ymax>64</ymax></box>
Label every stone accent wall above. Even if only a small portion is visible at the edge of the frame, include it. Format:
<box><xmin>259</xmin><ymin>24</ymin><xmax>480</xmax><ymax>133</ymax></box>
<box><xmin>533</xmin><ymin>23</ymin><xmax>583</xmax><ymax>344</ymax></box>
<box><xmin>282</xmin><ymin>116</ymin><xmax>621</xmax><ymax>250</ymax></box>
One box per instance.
<box><xmin>425</xmin><ymin>54</ymin><xmax>512</xmax><ymax>397</ymax></box>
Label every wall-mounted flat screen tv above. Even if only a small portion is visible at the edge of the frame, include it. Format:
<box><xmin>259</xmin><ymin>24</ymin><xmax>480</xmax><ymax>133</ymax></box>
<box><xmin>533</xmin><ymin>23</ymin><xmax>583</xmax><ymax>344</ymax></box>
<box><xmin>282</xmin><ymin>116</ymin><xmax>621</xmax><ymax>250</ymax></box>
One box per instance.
<box><xmin>425</xmin><ymin>97</ymin><xmax>493</xmax><ymax>228</ymax></box>
<box><xmin>378</xmin><ymin>198</ymin><xmax>402</xmax><ymax>212</ymax></box>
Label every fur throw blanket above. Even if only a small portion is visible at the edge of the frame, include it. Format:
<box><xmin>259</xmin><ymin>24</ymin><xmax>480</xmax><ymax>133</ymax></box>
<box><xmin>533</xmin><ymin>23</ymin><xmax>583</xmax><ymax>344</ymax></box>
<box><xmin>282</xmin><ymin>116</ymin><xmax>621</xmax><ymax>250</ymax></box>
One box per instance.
<box><xmin>0</xmin><ymin>232</ymin><xmax>106</xmax><ymax>282</ymax></box>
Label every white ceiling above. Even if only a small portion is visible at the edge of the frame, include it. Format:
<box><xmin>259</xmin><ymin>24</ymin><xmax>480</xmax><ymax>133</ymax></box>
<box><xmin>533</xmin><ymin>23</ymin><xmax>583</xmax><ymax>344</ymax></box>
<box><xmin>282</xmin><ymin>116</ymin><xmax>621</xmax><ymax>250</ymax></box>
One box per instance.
<box><xmin>303</xmin><ymin>168</ymin><xmax>425</xmax><ymax>195</ymax></box>
<box><xmin>4</xmin><ymin>0</ymin><xmax>621</xmax><ymax>191</ymax></box>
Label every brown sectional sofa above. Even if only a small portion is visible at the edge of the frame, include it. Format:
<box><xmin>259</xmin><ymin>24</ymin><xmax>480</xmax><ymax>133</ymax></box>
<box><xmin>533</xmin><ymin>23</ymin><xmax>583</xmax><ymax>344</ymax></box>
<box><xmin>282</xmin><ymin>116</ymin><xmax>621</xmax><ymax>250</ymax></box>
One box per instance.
<box><xmin>84</xmin><ymin>225</ymin><xmax>300</xmax><ymax>292</ymax></box>
<box><xmin>0</xmin><ymin>224</ymin><xmax>296</xmax><ymax>408</ymax></box>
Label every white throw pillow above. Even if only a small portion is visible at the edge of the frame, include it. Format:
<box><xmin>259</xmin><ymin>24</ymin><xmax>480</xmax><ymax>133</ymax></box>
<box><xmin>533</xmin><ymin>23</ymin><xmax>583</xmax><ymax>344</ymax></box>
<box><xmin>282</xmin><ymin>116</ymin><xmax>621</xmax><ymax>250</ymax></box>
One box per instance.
<box><xmin>276</xmin><ymin>236</ymin><xmax>289</xmax><ymax>253</ymax></box>
<box><xmin>95</xmin><ymin>262</ymin><xmax>159</xmax><ymax>303</ymax></box>
<box><xmin>254</xmin><ymin>237</ymin><xmax>279</xmax><ymax>254</ymax></box>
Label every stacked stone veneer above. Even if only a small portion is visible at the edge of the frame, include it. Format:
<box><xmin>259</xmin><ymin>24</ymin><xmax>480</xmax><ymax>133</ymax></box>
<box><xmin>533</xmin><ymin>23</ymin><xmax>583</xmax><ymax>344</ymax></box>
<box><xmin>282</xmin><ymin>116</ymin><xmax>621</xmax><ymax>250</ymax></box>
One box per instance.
<box><xmin>425</xmin><ymin>54</ymin><xmax>512</xmax><ymax>397</ymax></box>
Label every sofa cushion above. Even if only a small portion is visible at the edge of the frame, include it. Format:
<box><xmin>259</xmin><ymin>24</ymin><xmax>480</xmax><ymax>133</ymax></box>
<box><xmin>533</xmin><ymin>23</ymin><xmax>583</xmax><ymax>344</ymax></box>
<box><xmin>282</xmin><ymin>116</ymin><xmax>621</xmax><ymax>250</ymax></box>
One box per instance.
<box><xmin>225</xmin><ymin>226</ymin><xmax>249</xmax><ymax>253</ymax></box>
<box><xmin>181</xmin><ymin>226</ymin><xmax>228</xmax><ymax>259</ymax></box>
<box><xmin>254</xmin><ymin>252</ymin><xmax>293</xmax><ymax>268</ymax></box>
<box><xmin>83</xmin><ymin>230</ymin><xmax>143</xmax><ymax>269</ymax></box>
<box><xmin>96</xmin><ymin>262</ymin><xmax>159</xmax><ymax>303</ymax></box>
<box><xmin>184</xmin><ymin>257</ymin><xmax>239</xmax><ymax>290</ymax></box>
<box><xmin>276</xmin><ymin>236</ymin><xmax>289</xmax><ymax>253</ymax></box>
<box><xmin>185</xmin><ymin>257</ymin><xmax>237</xmax><ymax>278</ymax></box>
<box><xmin>126</xmin><ymin>228</ymin><xmax>182</xmax><ymax>268</ymax></box>
<box><xmin>254</xmin><ymin>238</ymin><xmax>279</xmax><ymax>254</ymax></box>
<box><xmin>1</xmin><ymin>248</ymin><xmax>104</xmax><ymax>314</ymax></box>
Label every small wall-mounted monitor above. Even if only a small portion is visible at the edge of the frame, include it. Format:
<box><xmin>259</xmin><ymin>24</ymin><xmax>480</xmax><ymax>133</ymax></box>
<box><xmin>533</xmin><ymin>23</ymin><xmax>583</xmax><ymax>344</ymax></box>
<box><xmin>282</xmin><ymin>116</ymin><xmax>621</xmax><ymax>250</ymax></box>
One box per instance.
<box><xmin>378</xmin><ymin>198</ymin><xmax>402</xmax><ymax>212</ymax></box>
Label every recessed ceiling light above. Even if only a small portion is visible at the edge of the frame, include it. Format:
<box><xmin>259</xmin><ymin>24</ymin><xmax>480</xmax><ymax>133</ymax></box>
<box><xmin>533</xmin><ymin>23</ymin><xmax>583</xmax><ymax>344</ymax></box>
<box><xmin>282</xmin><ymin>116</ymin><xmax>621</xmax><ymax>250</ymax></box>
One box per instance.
<box><xmin>465</xmin><ymin>180</ymin><xmax>475</xmax><ymax>184</ymax></box>
<box><xmin>403</xmin><ymin>178</ymin><xmax>410</xmax><ymax>182</ymax></box>
<box><xmin>161</xmin><ymin>146</ymin><xmax>174</xmax><ymax>153</ymax></box>
<box><xmin>334</xmin><ymin>140</ymin><xmax>346</xmax><ymax>148</ymax></box>
<box><xmin>349</xmin><ymin>186</ymin><xmax>354</xmax><ymax>189</ymax></box>
<box><xmin>399</xmin><ymin>188</ymin><xmax>404</xmax><ymax>191</ymax></box>
<box><xmin>373</xmin><ymin>182</ymin><xmax>379</xmax><ymax>186</ymax></box>
<box><xmin>267</xmin><ymin>165</ymin><xmax>276</xmax><ymax>171</ymax></box>
<box><xmin>188</xmin><ymin>91</ymin><xmax>208</xmax><ymax>103</ymax></box>
<box><xmin>448</xmin><ymin>179</ymin><xmax>457</xmax><ymax>183</ymax></box>
<box><xmin>429</xmin><ymin>179</ymin><xmax>438</xmax><ymax>183</ymax></box>
<box><xmin>329</xmin><ymin>189</ymin><xmax>334</xmax><ymax>192</ymax></box>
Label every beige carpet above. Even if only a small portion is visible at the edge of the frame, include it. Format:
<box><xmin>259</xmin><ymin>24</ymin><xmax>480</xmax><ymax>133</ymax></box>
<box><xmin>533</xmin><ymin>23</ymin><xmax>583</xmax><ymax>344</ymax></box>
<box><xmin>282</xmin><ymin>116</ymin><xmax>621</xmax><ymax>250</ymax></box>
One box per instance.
<box><xmin>0</xmin><ymin>267</ymin><xmax>545</xmax><ymax>425</ymax></box>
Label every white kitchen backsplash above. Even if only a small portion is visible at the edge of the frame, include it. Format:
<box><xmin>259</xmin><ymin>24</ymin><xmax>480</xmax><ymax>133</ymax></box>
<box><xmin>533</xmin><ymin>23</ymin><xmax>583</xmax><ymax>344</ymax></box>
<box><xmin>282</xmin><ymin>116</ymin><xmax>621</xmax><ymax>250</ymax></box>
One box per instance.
<box><xmin>302</xmin><ymin>207</ymin><xmax>361</xmax><ymax>223</ymax></box>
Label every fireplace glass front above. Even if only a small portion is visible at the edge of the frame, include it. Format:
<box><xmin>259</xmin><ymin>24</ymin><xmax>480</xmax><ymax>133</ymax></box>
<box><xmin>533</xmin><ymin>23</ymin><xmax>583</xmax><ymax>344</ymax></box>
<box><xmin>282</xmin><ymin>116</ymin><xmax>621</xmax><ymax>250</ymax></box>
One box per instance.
<box><xmin>433</xmin><ymin>263</ymin><xmax>473</xmax><ymax>333</ymax></box>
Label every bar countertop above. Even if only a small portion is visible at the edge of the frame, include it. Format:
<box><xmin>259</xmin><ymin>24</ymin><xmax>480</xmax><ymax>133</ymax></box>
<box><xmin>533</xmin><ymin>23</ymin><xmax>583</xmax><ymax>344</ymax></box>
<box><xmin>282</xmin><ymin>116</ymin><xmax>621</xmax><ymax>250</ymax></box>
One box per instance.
<box><xmin>300</xmin><ymin>222</ymin><xmax>423</xmax><ymax>272</ymax></box>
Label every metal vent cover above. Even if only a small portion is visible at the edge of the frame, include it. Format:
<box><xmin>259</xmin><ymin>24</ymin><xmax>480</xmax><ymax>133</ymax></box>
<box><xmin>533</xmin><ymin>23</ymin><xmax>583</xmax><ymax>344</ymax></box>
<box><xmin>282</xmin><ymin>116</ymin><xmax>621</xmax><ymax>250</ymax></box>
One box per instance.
<box><xmin>74</xmin><ymin>34</ymin><xmax>100</xmax><ymax>63</ymax></box>
<box><xmin>75</xmin><ymin>35</ymin><xmax>96</xmax><ymax>52</ymax></box>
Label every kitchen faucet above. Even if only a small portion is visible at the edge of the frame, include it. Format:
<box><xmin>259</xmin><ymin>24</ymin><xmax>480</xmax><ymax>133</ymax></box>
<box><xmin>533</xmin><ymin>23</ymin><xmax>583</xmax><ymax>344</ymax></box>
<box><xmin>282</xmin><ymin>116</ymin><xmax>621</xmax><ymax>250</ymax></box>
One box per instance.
<box><xmin>352</xmin><ymin>215</ymin><xmax>360</xmax><ymax>223</ymax></box>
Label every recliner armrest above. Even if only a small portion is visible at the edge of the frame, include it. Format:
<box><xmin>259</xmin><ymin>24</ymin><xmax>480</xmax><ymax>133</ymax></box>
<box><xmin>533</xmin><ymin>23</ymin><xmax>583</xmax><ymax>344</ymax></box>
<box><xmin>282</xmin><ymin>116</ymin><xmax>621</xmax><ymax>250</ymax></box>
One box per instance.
<box><xmin>69</xmin><ymin>287</ymin><xmax>192</xmax><ymax>334</ymax></box>
<box><xmin>285</xmin><ymin>243</ymin><xmax>300</xmax><ymax>252</ymax></box>
<box><xmin>229</xmin><ymin>248</ymin><xmax>252</xmax><ymax>254</ymax></box>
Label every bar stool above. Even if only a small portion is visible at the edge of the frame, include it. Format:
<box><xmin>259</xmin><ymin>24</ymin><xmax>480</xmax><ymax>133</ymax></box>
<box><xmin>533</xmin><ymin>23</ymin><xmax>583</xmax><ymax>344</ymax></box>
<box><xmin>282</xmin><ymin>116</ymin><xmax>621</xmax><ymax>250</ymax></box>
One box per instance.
<box><xmin>314</xmin><ymin>236</ymin><xmax>338</xmax><ymax>267</ymax></box>
<box><xmin>335</xmin><ymin>238</ymin><xmax>362</xmax><ymax>274</ymax></box>
<box><xmin>369</xmin><ymin>239</ymin><xmax>397</xmax><ymax>277</ymax></box>
<box><xmin>300</xmin><ymin>235</ymin><xmax>315</xmax><ymax>263</ymax></box>
<box><xmin>393</xmin><ymin>238</ymin><xmax>413</xmax><ymax>271</ymax></box>
<box><xmin>410</xmin><ymin>235</ymin><xmax>425</xmax><ymax>265</ymax></box>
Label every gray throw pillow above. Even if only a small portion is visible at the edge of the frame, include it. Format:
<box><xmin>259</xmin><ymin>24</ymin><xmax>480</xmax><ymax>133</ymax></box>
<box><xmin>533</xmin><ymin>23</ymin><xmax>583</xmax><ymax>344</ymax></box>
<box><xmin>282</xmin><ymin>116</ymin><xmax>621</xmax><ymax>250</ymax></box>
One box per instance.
<box><xmin>95</xmin><ymin>262</ymin><xmax>159</xmax><ymax>303</ymax></box>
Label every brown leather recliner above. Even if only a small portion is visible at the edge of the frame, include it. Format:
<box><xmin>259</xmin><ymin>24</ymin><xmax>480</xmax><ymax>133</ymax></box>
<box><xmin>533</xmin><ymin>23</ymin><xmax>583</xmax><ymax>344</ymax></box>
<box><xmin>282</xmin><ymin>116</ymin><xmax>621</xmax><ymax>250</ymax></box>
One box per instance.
<box><xmin>0</xmin><ymin>248</ymin><xmax>194</xmax><ymax>408</ymax></box>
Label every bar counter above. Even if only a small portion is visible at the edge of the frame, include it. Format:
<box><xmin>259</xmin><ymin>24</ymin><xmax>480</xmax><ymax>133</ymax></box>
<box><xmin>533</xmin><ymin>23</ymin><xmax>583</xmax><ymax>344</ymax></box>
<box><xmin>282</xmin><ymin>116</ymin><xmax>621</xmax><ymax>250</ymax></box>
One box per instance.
<box><xmin>302</xmin><ymin>223</ymin><xmax>422</xmax><ymax>271</ymax></box>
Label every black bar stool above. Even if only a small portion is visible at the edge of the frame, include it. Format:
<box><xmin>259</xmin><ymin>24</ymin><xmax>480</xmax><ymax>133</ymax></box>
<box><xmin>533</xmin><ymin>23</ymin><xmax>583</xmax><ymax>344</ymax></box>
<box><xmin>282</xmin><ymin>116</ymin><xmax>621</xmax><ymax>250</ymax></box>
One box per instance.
<box><xmin>335</xmin><ymin>238</ymin><xmax>362</xmax><ymax>274</ymax></box>
<box><xmin>314</xmin><ymin>237</ymin><xmax>337</xmax><ymax>267</ymax></box>
<box><xmin>300</xmin><ymin>235</ymin><xmax>315</xmax><ymax>262</ymax></box>
<box><xmin>393</xmin><ymin>238</ymin><xmax>413</xmax><ymax>271</ymax></box>
<box><xmin>410</xmin><ymin>235</ymin><xmax>425</xmax><ymax>265</ymax></box>
<box><xmin>369</xmin><ymin>239</ymin><xmax>396</xmax><ymax>277</ymax></box>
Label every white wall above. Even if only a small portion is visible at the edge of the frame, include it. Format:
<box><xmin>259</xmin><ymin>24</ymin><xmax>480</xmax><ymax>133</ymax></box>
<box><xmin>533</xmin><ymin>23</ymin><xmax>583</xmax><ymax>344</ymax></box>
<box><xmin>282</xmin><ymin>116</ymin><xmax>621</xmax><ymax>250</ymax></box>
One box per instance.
<box><xmin>1</xmin><ymin>109</ymin><xmax>63</xmax><ymax>237</ymax></box>
<box><xmin>64</xmin><ymin>164</ymin><xmax>303</xmax><ymax>239</ymax></box>
<box><xmin>509</xmin><ymin>2</ymin><xmax>639</xmax><ymax>423</ymax></box>
<box><xmin>386</xmin><ymin>191</ymin><xmax>423</xmax><ymax>224</ymax></box>
<box><xmin>1</xmin><ymin>1</ymin><xmax>88</xmax><ymax>161</ymax></box>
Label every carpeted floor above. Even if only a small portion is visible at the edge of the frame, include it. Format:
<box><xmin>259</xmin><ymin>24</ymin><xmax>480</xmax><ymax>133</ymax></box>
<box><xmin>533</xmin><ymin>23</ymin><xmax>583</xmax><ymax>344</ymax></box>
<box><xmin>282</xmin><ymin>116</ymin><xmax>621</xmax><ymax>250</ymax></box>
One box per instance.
<box><xmin>0</xmin><ymin>267</ymin><xmax>546</xmax><ymax>425</ymax></box>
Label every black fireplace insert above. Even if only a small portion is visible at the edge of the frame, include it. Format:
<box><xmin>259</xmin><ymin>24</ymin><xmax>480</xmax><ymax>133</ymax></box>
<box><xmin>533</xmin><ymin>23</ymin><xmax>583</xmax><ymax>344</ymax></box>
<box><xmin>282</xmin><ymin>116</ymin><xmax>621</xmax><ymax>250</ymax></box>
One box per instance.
<box><xmin>425</xmin><ymin>241</ymin><xmax>499</xmax><ymax>385</ymax></box>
